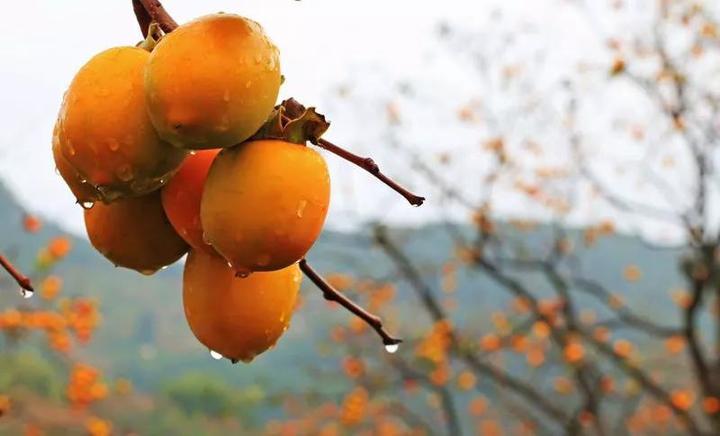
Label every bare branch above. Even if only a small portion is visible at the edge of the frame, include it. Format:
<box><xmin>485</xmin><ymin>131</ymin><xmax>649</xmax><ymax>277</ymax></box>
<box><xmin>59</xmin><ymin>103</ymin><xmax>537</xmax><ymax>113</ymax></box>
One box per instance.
<box><xmin>299</xmin><ymin>259</ymin><xmax>402</xmax><ymax>347</ymax></box>
<box><xmin>0</xmin><ymin>253</ymin><xmax>33</xmax><ymax>295</ymax></box>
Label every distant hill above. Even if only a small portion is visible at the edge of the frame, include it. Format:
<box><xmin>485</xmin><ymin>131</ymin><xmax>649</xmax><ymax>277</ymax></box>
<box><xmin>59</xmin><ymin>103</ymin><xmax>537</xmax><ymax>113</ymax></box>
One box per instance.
<box><xmin>0</xmin><ymin>182</ymin><xmax>690</xmax><ymax>394</ymax></box>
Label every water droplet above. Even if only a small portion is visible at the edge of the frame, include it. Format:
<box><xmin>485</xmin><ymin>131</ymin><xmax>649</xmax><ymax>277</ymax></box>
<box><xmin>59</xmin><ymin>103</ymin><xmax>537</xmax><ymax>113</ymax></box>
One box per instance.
<box><xmin>236</xmin><ymin>272</ymin><xmax>251</xmax><ymax>279</ymax></box>
<box><xmin>256</xmin><ymin>254</ymin><xmax>271</xmax><ymax>267</ymax></box>
<box><xmin>67</xmin><ymin>142</ymin><xmax>76</xmax><ymax>156</ymax></box>
<box><xmin>21</xmin><ymin>289</ymin><xmax>34</xmax><ymax>299</ymax></box>
<box><xmin>296</xmin><ymin>200</ymin><xmax>308</xmax><ymax>218</ymax></box>
<box><xmin>80</xmin><ymin>201</ymin><xmax>95</xmax><ymax>210</ymax></box>
<box><xmin>245</xmin><ymin>80</ymin><xmax>252</xmax><ymax>89</ymax></box>
<box><xmin>116</xmin><ymin>165</ymin><xmax>133</xmax><ymax>182</ymax></box>
<box><xmin>385</xmin><ymin>343</ymin><xmax>400</xmax><ymax>354</ymax></box>
<box><xmin>254</xmin><ymin>54</ymin><xmax>262</xmax><ymax>64</ymax></box>
<box><xmin>223</xmin><ymin>89</ymin><xmax>230</xmax><ymax>102</ymax></box>
<box><xmin>210</xmin><ymin>350</ymin><xmax>223</xmax><ymax>360</ymax></box>
<box><xmin>54</xmin><ymin>167</ymin><xmax>60</xmax><ymax>176</ymax></box>
<box><xmin>107</xmin><ymin>139</ymin><xmax>120</xmax><ymax>151</ymax></box>
<box><xmin>139</xmin><ymin>269</ymin><xmax>157</xmax><ymax>276</ymax></box>
<box><xmin>217</xmin><ymin>115</ymin><xmax>230</xmax><ymax>132</ymax></box>
<box><xmin>189</xmin><ymin>150</ymin><xmax>197</xmax><ymax>156</ymax></box>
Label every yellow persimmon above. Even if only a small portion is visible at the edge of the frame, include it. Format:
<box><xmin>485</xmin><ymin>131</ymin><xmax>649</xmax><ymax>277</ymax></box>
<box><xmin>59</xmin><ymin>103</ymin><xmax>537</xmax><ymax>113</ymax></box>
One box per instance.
<box><xmin>146</xmin><ymin>14</ymin><xmax>282</xmax><ymax>149</ymax></box>
<box><xmin>201</xmin><ymin>140</ymin><xmax>330</xmax><ymax>274</ymax></box>
<box><xmin>182</xmin><ymin>249</ymin><xmax>301</xmax><ymax>362</ymax></box>
<box><xmin>55</xmin><ymin>46</ymin><xmax>185</xmax><ymax>203</ymax></box>
<box><xmin>84</xmin><ymin>191</ymin><xmax>188</xmax><ymax>274</ymax></box>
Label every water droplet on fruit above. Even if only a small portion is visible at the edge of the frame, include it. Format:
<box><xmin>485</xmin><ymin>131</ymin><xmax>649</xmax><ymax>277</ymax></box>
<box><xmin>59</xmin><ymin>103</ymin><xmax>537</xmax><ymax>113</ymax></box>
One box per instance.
<box><xmin>256</xmin><ymin>254</ymin><xmax>271</xmax><ymax>267</ymax></box>
<box><xmin>139</xmin><ymin>269</ymin><xmax>157</xmax><ymax>276</ymax></box>
<box><xmin>235</xmin><ymin>270</ymin><xmax>251</xmax><ymax>279</ymax></box>
<box><xmin>210</xmin><ymin>350</ymin><xmax>223</xmax><ymax>360</ymax></box>
<box><xmin>245</xmin><ymin>80</ymin><xmax>252</xmax><ymax>89</ymax></box>
<box><xmin>223</xmin><ymin>89</ymin><xmax>230</xmax><ymax>102</ymax></box>
<box><xmin>189</xmin><ymin>150</ymin><xmax>197</xmax><ymax>156</ymax></box>
<box><xmin>21</xmin><ymin>289</ymin><xmax>34</xmax><ymax>299</ymax></box>
<box><xmin>54</xmin><ymin>167</ymin><xmax>60</xmax><ymax>176</ymax></box>
<box><xmin>385</xmin><ymin>343</ymin><xmax>400</xmax><ymax>354</ymax></box>
<box><xmin>254</xmin><ymin>54</ymin><xmax>262</xmax><ymax>64</ymax></box>
<box><xmin>296</xmin><ymin>200</ymin><xmax>308</xmax><ymax>218</ymax></box>
<box><xmin>80</xmin><ymin>201</ymin><xmax>95</xmax><ymax>210</ymax></box>
<box><xmin>217</xmin><ymin>115</ymin><xmax>230</xmax><ymax>132</ymax></box>
<box><xmin>107</xmin><ymin>139</ymin><xmax>120</xmax><ymax>151</ymax></box>
<box><xmin>67</xmin><ymin>141</ymin><xmax>76</xmax><ymax>156</ymax></box>
<box><xmin>116</xmin><ymin>165</ymin><xmax>133</xmax><ymax>182</ymax></box>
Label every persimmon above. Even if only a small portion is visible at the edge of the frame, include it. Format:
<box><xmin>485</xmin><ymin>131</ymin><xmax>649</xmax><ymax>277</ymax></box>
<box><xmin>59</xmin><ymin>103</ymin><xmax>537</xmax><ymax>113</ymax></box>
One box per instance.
<box><xmin>55</xmin><ymin>46</ymin><xmax>186</xmax><ymax>203</ymax></box>
<box><xmin>201</xmin><ymin>139</ymin><xmax>331</xmax><ymax>274</ymax></box>
<box><xmin>182</xmin><ymin>249</ymin><xmax>301</xmax><ymax>362</ymax></box>
<box><xmin>161</xmin><ymin>149</ymin><xmax>220</xmax><ymax>254</ymax></box>
<box><xmin>145</xmin><ymin>13</ymin><xmax>282</xmax><ymax>149</ymax></box>
<box><xmin>84</xmin><ymin>191</ymin><xmax>188</xmax><ymax>274</ymax></box>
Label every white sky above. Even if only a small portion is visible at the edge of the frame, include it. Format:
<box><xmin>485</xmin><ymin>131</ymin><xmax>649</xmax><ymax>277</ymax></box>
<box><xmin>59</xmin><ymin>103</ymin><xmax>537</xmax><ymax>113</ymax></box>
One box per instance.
<box><xmin>0</xmin><ymin>0</ymin><xmax>710</xmax><ymax>241</ymax></box>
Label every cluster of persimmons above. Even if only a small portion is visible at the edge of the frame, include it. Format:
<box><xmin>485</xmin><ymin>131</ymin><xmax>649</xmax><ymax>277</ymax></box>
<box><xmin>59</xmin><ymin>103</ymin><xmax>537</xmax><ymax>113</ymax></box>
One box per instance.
<box><xmin>53</xmin><ymin>13</ymin><xmax>334</xmax><ymax>363</ymax></box>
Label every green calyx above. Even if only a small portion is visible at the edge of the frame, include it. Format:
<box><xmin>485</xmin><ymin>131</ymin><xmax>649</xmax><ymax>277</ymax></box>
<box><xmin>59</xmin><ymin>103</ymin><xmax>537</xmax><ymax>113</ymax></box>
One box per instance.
<box><xmin>137</xmin><ymin>22</ymin><xmax>162</xmax><ymax>52</ymax></box>
<box><xmin>251</xmin><ymin>98</ymin><xmax>330</xmax><ymax>145</ymax></box>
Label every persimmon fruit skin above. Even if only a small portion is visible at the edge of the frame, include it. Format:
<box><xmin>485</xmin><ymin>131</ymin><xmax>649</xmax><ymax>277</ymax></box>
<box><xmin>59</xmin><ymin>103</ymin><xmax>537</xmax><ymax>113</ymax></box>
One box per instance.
<box><xmin>84</xmin><ymin>191</ymin><xmax>189</xmax><ymax>274</ymax></box>
<box><xmin>161</xmin><ymin>149</ymin><xmax>220</xmax><ymax>254</ymax></box>
<box><xmin>201</xmin><ymin>140</ymin><xmax>331</xmax><ymax>273</ymax></box>
<box><xmin>53</xmin><ymin>123</ymin><xmax>101</xmax><ymax>204</ymax></box>
<box><xmin>55</xmin><ymin>47</ymin><xmax>186</xmax><ymax>203</ymax></box>
<box><xmin>182</xmin><ymin>249</ymin><xmax>301</xmax><ymax>362</ymax></box>
<box><xmin>145</xmin><ymin>13</ymin><xmax>282</xmax><ymax>149</ymax></box>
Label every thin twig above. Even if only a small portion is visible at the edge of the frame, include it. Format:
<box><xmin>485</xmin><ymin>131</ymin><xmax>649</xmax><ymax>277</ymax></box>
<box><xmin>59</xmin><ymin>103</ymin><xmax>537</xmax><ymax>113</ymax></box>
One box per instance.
<box><xmin>298</xmin><ymin>259</ymin><xmax>402</xmax><ymax>347</ymax></box>
<box><xmin>0</xmin><ymin>253</ymin><xmax>33</xmax><ymax>294</ymax></box>
<box><xmin>313</xmin><ymin>138</ymin><xmax>425</xmax><ymax>207</ymax></box>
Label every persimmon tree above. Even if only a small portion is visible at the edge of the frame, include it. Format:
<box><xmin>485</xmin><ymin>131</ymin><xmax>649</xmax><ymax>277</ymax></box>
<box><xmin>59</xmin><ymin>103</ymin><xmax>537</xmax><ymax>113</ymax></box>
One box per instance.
<box><xmin>263</xmin><ymin>1</ymin><xmax>720</xmax><ymax>435</ymax></box>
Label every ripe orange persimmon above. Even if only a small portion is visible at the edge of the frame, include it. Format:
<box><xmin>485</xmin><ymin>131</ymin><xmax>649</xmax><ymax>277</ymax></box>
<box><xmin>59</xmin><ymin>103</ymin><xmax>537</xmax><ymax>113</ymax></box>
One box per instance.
<box><xmin>84</xmin><ymin>191</ymin><xmax>188</xmax><ymax>274</ymax></box>
<box><xmin>201</xmin><ymin>140</ymin><xmax>331</xmax><ymax>274</ymax></box>
<box><xmin>55</xmin><ymin>46</ymin><xmax>186</xmax><ymax>203</ymax></box>
<box><xmin>161</xmin><ymin>149</ymin><xmax>220</xmax><ymax>254</ymax></box>
<box><xmin>182</xmin><ymin>249</ymin><xmax>301</xmax><ymax>362</ymax></box>
<box><xmin>145</xmin><ymin>14</ymin><xmax>282</xmax><ymax>149</ymax></box>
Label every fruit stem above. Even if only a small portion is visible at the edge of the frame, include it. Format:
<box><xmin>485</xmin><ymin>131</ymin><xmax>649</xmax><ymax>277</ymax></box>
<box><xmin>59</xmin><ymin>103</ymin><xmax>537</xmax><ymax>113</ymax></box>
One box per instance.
<box><xmin>299</xmin><ymin>259</ymin><xmax>402</xmax><ymax>347</ymax></box>
<box><xmin>0</xmin><ymin>253</ymin><xmax>34</xmax><ymax>294</ymax></box>
<box><xmin>313</xmin><ymin>138</ymin><xmax>425</xmax><ymax>207</ymax></box>
<box><xmin>132</xmin><ymin>0</ymin><xmax>178</xmax><ymax>36</ymax></box>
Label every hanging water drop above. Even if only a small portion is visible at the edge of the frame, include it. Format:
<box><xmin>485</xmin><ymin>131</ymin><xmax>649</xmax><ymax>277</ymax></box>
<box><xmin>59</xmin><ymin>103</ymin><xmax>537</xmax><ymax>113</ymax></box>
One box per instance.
<box><xmin>80</xmin><ymin>201</ymin><xmax>95</xmax><ymax>210</ymax></box>
<box><xmin>385</xmin><ymin>343</ymin><xmax>400</xmax><ymax>354</ymax></box>
<box><xmin>21</xmin><ymin>289</ymin><xmax>34</xmax><ymax>299</ymax></box>
<box><xmin>210</xmin><ymin>350</ymin><xmax>223</xmax><ymax>360</ymax></box>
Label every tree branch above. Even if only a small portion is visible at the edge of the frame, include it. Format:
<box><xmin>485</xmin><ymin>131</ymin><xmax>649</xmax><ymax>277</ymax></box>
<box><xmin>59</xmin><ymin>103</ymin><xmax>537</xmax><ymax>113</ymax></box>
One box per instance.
<box><xmin>0</xmin><ymin>253</ymin><xmax>33</xmax><ymax>295</ymax></box>
<box><xmin>313</xmin><ymin>138</ymin><xmax>425</xmax><ymax>207</ymax></box>
<box><xmin>132</xmin><ymin>0</ymin><xmax>178</xmax><ymax>34</ymax></box>
<box><xmin>298</xmin><ymin>259</ymin><xmax>402</xmax><ymax>347</ymax></box>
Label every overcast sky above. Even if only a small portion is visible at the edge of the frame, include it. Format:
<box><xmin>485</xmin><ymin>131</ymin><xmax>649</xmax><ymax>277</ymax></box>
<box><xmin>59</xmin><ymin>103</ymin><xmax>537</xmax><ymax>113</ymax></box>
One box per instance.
<box><xmin>0</xmin><ymin>0</ymin><xmax>707</xmax><ymax>242</ymax></box>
